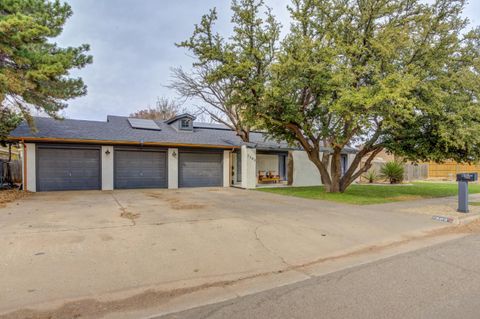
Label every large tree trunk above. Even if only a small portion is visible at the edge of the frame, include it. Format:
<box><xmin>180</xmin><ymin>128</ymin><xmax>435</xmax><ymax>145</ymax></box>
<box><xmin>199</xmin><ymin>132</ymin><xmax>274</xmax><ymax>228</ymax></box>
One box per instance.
<box><xmin>305</xmin><ymin>146</ymin><xmax>384</xmax><ymax>193</ymax></box>
<box><xmin>304</xmin><ymin>147</ymin><xmax>345</xmax><ymax>193</ymax></box>
<box><xmin>328</xmin><ymin>148</ymin><xmax>343</xmax><ymax>193</ymax></box>
<box><xmin>235</xmin><ymin>125</ymin><xmax>250</xmax><ymax>143</ymax></box>
<box><xmin>339</xmin><ymin>147</ymin><xmax>384</xmax><ymax>192</ymax></box>
<box><xmin>284</xmin><ymin>123</ymin><xmax>383</xmax><ymax>193</ymax></box>
<box><xmin>304</xmin><ymin>147</ymin><xmax>333</xmax><ymax>191</ymax></box>
<box><xmin>287</xmin><ymin>152</ymin><xmax>294</xmax><ymax>185</ymax></box>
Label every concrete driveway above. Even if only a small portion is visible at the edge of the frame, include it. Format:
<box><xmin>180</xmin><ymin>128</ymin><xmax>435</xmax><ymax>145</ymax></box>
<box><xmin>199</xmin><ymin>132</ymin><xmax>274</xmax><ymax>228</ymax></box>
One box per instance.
<box><xmin>0</xmin><ymin>188</ymin><xmax>459</xmax><ymax>317</ymax></box>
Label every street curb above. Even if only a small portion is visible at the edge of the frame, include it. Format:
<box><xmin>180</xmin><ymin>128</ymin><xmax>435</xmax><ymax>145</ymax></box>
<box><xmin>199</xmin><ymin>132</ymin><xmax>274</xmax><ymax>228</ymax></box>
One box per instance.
<box><xmin>139</xmin><ymin>231</ymin><xmax>468</xmax><ymax>319</ymax></box>
<box><xmin>452</xmin><ymin>213</ymin><xmax>480</xmax><ymax>225</ymax></box>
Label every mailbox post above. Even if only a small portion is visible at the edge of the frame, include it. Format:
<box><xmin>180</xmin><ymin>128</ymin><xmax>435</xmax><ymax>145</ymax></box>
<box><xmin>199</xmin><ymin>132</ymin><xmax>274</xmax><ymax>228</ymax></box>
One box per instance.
<box><xmin>456</xmin><ymin>173</ymin><xmax>478</xmax><ymax>213</ymax></box>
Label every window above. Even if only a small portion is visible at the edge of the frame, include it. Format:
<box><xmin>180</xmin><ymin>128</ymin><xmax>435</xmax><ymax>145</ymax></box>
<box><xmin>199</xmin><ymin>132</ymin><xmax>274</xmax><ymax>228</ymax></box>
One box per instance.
<box><xmin>180</xmin><ymin>119</ymin><xmax>191</xmax><ymax>130</ymax></box>
<box><xmin>341</xmin><ymin>154</ymin><xmax>348</xmax><ymax>176</ymax></box>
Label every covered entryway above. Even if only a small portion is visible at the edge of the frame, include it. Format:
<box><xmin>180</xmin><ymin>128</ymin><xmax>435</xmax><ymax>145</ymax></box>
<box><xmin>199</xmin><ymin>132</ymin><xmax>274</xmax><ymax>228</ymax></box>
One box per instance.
<box><xmin>179</xmin><ymin>150</ymin><xmax>223</xmax><ymax>187</ymax></box>
<box><xmin>37</xmin><ymin>145</ymin><xmax>101</xmax><ymax>191</ymax></box>
<box><xmin>256</xmin><ymin>151</ymin><xmax>289</xmax><ymax>185</ymax></box>
<box><xmin>114</xmin><ymin>148</ymin><xmax>167</xmax><ymax>189</ymax></box>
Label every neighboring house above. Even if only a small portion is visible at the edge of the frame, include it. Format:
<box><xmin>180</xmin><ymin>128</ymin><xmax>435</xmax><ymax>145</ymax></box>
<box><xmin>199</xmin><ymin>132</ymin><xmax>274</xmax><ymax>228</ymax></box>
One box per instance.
<box><xmin>0</xmin><ymin>145</ymin><xmax>22</xmax><ymax>184</ymax></box>
<box><xmin>8</xmin><ymin>114</ymin><xmax>357</xmax><ymax>192</ymax></box>
<box><xmin>0</xmin><ymin>145</ymin><xmax>20</xmax><ymax>160</ymax></box>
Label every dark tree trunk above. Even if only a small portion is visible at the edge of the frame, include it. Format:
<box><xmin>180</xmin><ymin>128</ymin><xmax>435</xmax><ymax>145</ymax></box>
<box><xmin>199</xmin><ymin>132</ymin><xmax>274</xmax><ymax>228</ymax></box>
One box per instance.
<box><xmin>303</xmin><ymin>148</ymin><xmax>333</xmax><ymax>192</ymax></box>
<box><xmin>287</xmin><ymin>152</ymin><xmax>294</xmax><ymax>185</ymax></box>
<box><xmin>283</xmin><ymin>122</ymin><xmax>384</xmax><ymax>193</ymax></box>
<box><xmin>304</xmin><ymin>145</ymin><xmax>384</xmax><ymax>193</ymax></box>
<box><xmin>237</xmin><ymin>128</ymin><xmax>250</xmax><ymax>143</ymax></box>
<box><xmin>328</xmin><ymin>148</ymin><xmax>343</xmax><ymax>193</ymax></box>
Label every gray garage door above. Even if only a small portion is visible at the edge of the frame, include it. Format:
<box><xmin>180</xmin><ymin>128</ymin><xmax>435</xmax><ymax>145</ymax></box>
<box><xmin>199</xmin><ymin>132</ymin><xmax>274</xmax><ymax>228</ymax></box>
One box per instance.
<box><xmin>179</xmin><ymin>151</ymin><xmax>223</xmax><ymax>187</ymax></box>
<box><xmin>37</xmin><ymin>146</ymin><xmax>101</xmax><ymax>191</ymax></box>
<box><xmin>114</xmin><ymin>149</ymin><xmax>167</xmax><ymax>189</ymax></box>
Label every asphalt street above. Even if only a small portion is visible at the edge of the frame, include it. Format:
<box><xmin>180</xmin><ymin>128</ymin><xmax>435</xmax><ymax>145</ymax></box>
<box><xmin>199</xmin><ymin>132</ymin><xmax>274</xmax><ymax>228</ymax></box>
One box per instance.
<box><xmin>158</xmin><ymin>233</ymin><xmax>480</xmax><ymax>319</ymax></box>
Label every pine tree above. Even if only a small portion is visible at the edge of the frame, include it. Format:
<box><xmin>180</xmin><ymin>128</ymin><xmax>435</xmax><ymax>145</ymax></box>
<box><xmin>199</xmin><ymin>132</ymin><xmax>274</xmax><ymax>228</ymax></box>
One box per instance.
<box><xmin>0</xmin><ymin>0</ymin><xmax>92</xmax><ymax>128</ymax></box>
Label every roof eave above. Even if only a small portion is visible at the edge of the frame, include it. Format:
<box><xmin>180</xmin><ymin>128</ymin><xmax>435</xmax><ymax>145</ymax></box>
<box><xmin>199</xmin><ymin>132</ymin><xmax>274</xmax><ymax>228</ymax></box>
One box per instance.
<box><xmin>8</xmin><ymin>136</ymin><xmax>239</xmax><ymax>149</ymax></box>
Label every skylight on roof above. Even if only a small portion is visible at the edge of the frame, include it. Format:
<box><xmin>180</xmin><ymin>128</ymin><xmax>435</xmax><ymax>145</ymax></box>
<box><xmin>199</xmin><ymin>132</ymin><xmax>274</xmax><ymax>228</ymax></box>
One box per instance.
<box><xmin>127</xmin><ymin>118</ymin><xmax>161</xmax><ymax>131</ymax></box>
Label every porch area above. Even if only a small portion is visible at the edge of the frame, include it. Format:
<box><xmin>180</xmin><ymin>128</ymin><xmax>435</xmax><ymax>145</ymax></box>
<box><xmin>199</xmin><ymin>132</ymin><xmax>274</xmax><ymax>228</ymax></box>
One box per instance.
<box><xmin>256</xmin><ymin>152</ymin><xmax>288</xmax><ymax>185</ymax></box>
<box><xmin>230</xmin><ymin>146</ymin><xmax>355</xmax><ymax>189</ymax></box>
<box><xmin>230</xmin><ymin>146</ymin><xmax>289</xmax><ymax>189</ymax></box>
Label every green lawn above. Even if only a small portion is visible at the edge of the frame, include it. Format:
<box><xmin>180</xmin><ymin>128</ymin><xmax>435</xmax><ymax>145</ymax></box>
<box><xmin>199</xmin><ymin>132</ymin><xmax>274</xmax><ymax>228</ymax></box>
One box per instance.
<box><xmin>257</xmin><ymin>182</ymin><xmax>480</xmax><ymax>205</ymax></box>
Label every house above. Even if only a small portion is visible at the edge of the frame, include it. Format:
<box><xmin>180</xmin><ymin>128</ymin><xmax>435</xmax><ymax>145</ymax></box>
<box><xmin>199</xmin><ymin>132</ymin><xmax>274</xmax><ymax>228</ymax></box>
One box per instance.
<box><xmin>8</xmin><ymin>114</ymin><xmax>357</xmax><ymax>192</ymax></box>
<box><xmin>0</xmin><ymin>145</ymin><xmax>20</xmax><ymax>161</ymax></box>
<box><xmin>0</xmin><ymin>145</ymin><xmax>22</xmax><ymax>184</ymax></box>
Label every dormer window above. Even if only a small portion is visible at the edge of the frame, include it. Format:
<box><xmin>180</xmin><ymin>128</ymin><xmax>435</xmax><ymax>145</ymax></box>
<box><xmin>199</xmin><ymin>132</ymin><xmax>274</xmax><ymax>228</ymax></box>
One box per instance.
<box><xmin>181</xmin><ymin>119</ymin><xmax>191</xmax><ymax>130</ymax></box>
<box><xmin>165</xmin><ymin>113</ymin><xmax>196</xmax><ymax>132</ymax></box>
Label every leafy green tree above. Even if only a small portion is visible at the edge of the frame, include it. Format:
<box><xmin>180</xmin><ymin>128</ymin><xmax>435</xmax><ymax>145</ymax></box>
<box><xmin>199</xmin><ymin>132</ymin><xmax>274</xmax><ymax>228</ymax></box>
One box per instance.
<box><xmin>0</xmin><ymin>107</ymin><xmax>21</xmax><ymax>144</ymax></box>
<box><xmin>250</xmin><ymin>0</ymin><xmax>480</xmax><ymax>192</ymax></box>
<box><xmin>173</xmin><ymin>0</ymin><xmax>280</xmax><ymax>142</ymax></box>
<box><xmin>0</xmin><ymin>0</ymin><xmax>92</xmax><ymax>127</ymax></box>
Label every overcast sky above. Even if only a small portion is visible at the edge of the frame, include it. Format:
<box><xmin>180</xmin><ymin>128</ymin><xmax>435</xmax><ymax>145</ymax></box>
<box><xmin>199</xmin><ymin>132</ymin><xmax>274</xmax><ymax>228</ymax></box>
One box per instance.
<box><xmin>57</xmin><ymin>0</ymin><xmax>480</xmax><ymax>121</ymax></box>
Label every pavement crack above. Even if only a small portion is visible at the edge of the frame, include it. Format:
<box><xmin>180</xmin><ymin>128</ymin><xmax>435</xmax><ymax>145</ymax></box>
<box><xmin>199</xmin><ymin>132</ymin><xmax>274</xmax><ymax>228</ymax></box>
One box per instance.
<box><xmin>254</xmin><ymin>224</ymin><xmax>291</xmax><ymax>267</ymax></box>
<box><xmin>1</xmin><ymin>218</ymin><xmax>244</xmax><ymax>236</ymax></box>
<box><xmin>3</xmin><ymin>229</ymin><xmax>463</xmax><ymax>319</ymax></box>
<box><xmin>111</xmin><ymin>193</ymin><xmax>138</xmax><ymax>226</ymax></box>
<box><xmin>1</xmin><ymin>224</ymin><xmax>133</xmax><ymax>235</ymax></box>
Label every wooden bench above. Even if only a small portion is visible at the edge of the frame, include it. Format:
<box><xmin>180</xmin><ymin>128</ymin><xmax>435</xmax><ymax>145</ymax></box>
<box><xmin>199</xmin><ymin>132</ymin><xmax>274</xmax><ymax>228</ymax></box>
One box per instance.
<box><xmin>258</xmin><ymin>171</ymin><xmax>281</xmax><ymax>184</ymax></box>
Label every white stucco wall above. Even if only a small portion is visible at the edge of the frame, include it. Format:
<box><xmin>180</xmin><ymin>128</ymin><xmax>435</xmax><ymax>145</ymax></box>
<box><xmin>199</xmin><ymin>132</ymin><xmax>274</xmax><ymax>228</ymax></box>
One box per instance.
<box><xmin>101</xmin><ymin>146</ymin><xmax>114</xmax><ymax>190</ymax></box>
<box><xmin>291</xmin><ymin>151</ymin><xmax>322</xmax><ymax>187</ymax></box>
<box><xmin>291</xmin><ymin>151</ymin><xmax>359</xmax><ymax>186</ymax></box>
<box><xmin>347</xmin><ymin>153</ymin><xmax>360</xmax><ymax>182</ymax></box>
<box><xmin>25</xmin><ymin>143</ymin><xmax>36</xmax><ymax>192</ymax></box>
<box><xmin>168</xmin><ymin>148</ymin><xmax>178</xmax><ymax>189</ymax></box>
<box><xmin>20</xmin><ymin>144</ymin><xmax>25</xmax><ymax>191</ymax></box>
<box><xmin>241</xmin><ymin>145</ymin><xmax>256</xmax><ymax>189</ymax></box>
<box><xmin>231</xmin><ymin>153</ymin><xmax>238</xmax><ymax>184</ymax></box>
<box><xmin>256</xmin><ymin>154</ymin><xmax>279</xmax><ymax>175</ymax></box>
<box><xmin>223</xmin><ymin>150</ymin><xmax>230</xmax><ymax>187</ymax></box>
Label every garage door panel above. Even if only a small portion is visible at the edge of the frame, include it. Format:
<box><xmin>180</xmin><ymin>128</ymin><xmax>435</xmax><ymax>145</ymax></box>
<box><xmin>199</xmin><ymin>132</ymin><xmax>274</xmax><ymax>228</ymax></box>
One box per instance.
<box><xmin>114</xmin><ymin>150</ymin><xmax>167</xmax><ymax>189</ymax></box>
<box><xmin>37</xmin><ymin>147</ymin><xmax>101</xmax><ymax>191</ymax></box>
<box><xmin>179</xmin><ymin>152</ymin><xmax>223</xmax><ymax>187</ymax></box>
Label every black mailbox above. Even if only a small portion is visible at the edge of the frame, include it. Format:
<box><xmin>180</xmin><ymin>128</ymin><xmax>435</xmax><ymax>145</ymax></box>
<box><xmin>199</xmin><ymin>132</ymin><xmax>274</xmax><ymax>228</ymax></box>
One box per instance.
<box><xmin>456</xmin><ymin>173</ymin><xmax>478</xmax><ymax>182</ymax></box>
<box><xmin>457</xmin><ymin>172</ymin><xmax>478</xmax><ymax>213</ymax></box>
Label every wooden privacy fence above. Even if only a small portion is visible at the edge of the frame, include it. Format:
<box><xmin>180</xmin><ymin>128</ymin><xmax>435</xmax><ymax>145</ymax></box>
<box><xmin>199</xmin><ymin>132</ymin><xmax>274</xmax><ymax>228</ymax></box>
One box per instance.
<box><xmin>9</xmin><ymin>160</ymin><xmax>22</xmax><ymax>183</ymax></box>
<box><xmin>404</xmin><ymin>163</ymin><xmax>429</xmax><ymax>181</ymax></box>
<box><xmin>428</xmin><ymin>162</ymin><xmax>480</xmax><ymax>180</ymax></box>
<box><xmin>361</xmin><ymin>160</ymin><xmax>480</xmax><ymax>182</ymax></box>
<box><xmin>1</xmin><ymin>160</ymin><xmax>22</xmax><ymax>184</ymax></box>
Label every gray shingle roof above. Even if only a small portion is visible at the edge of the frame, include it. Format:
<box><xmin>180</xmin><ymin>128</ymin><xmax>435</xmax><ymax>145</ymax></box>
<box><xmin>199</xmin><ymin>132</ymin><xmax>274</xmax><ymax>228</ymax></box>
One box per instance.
<box><xmin>193</xmin><ymin>122</ymin><xmax>230</xmax><ymax>130</ymax></box>
<box><xmin>9</xmin><ymin>115</ymin><xmax>294</xmax><ymax>150</ymax></box>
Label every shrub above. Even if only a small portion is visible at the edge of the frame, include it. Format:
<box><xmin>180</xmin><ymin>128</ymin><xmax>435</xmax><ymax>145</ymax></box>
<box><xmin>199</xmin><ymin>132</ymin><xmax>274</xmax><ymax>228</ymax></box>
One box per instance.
<box><xmin>380</xmin><ymin>161</ymin><xmax>405</xmax><ymax>184</ymax></box>
<box><xmin>363</xmin><ymin>170</ymin><xmax>378</xmax><ymax>183</ymax></box>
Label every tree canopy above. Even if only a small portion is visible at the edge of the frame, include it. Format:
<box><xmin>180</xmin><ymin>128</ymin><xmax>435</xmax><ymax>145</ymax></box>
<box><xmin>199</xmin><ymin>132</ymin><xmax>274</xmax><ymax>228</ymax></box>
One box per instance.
<box><xmin>0</xmin><ymin>107</ymin><xmax>21</xmax><ymax>143</ymax></box>
<box><xmin>0</xmin><ymin>0</ymin><xmax>92</xmax><ymax>128</ymax></box>
<box><xmin>130</xmin><ymin>97</ymin><xmax>181</xmax><ymax>121</ymax></box>
<box><xmin>172</xmin><ymin>0</ymin><xmax>280</xmax><ymax>142</ymax></box>
<box><xmin>247</xmin><ymin>0</ymin><xmax>480</xmax><ymax>192</ymax></box>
